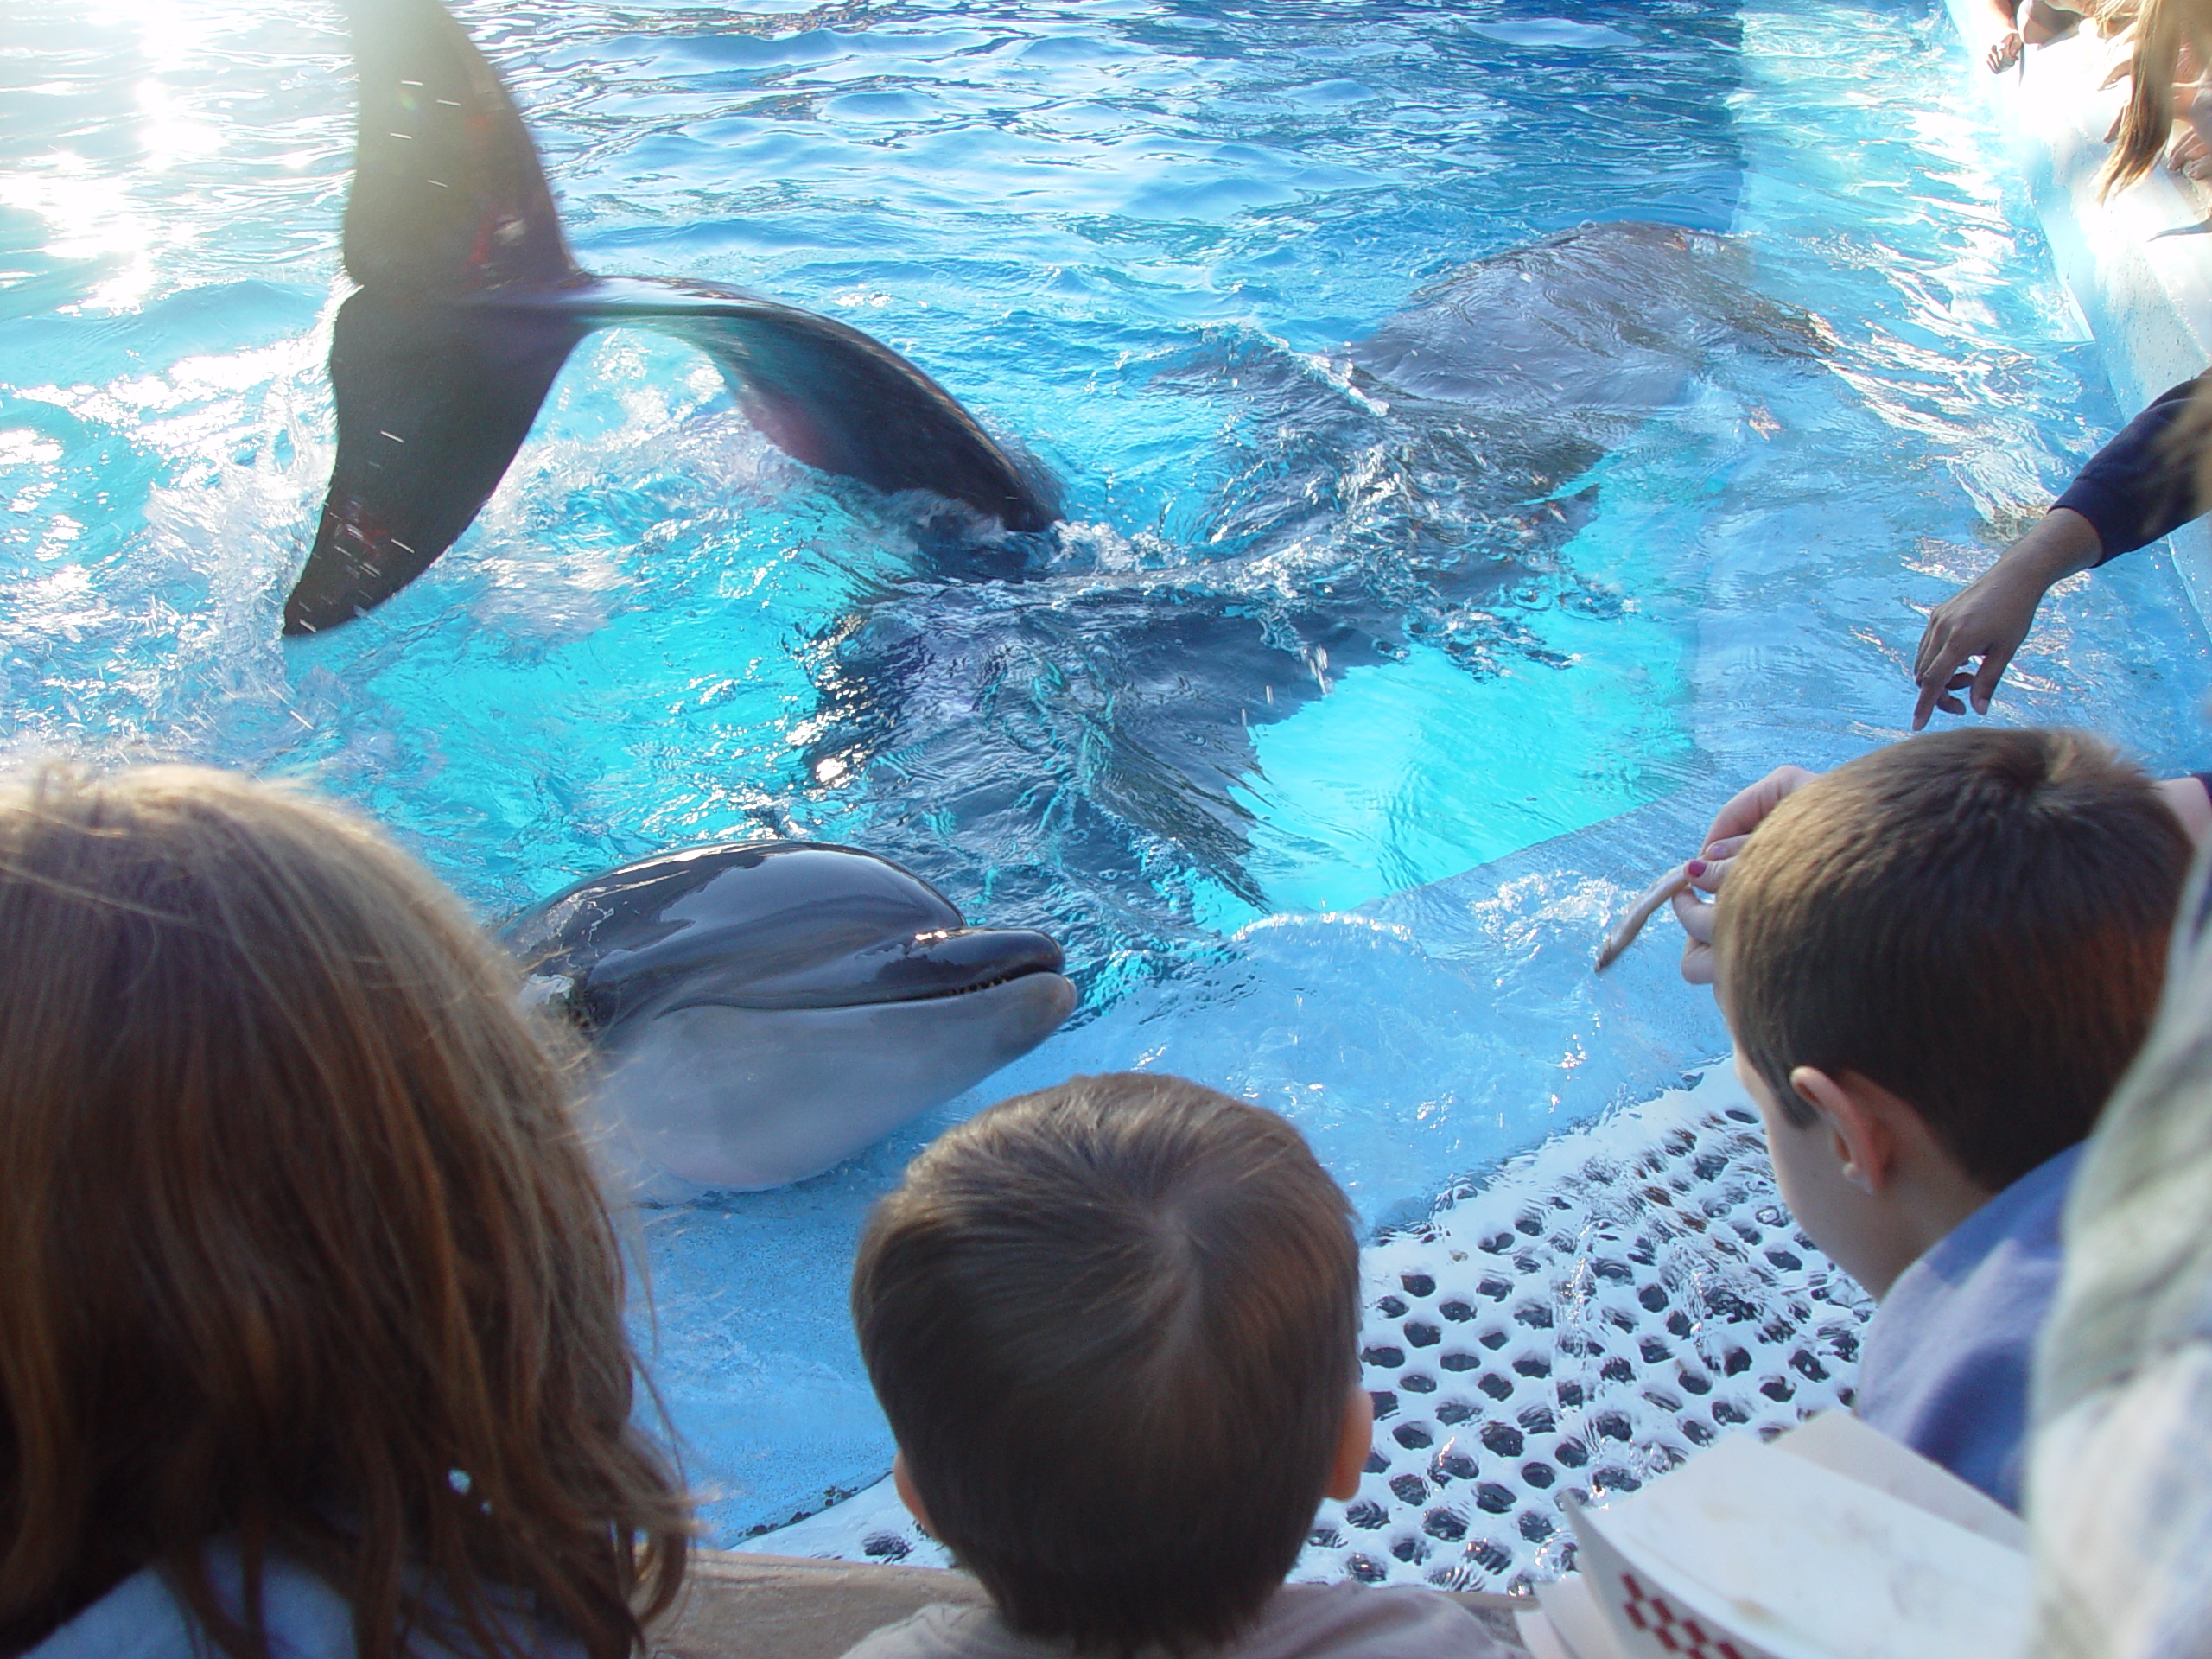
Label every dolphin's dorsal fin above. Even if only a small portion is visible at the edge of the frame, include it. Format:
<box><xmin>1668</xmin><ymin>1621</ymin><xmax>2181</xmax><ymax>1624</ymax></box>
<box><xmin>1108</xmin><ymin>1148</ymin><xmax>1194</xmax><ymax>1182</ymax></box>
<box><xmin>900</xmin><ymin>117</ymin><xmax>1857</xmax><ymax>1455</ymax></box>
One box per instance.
<box><xmin>340</xmin><ymin>0</ymin><xmax>575</xmax><ymax>295</ymax></box>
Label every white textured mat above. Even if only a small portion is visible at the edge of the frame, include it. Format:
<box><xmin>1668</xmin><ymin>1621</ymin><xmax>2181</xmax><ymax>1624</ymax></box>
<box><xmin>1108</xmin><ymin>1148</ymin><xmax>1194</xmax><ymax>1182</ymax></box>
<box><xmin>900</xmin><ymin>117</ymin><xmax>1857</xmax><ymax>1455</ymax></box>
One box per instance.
<box><xmin>746</xmin><ymin>1065</ymin><xmax>1872</xmax><ymax>1593</ymax></box>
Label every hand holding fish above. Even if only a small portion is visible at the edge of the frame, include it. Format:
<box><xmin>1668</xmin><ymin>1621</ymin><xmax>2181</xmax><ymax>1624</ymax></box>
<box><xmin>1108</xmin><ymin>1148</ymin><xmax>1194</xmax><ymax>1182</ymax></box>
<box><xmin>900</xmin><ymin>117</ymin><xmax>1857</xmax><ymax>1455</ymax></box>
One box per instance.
<box><xmin>1594</xmin><ymin>863</ymin><xmax>1694</xmax><ymax>972</ymax></box>
<box><xmin>1674</xmin><ymin>764</ymin><xmax>1817</xmax><ymax>984</ymax></box>
<box><xmin>1594</xmin><ymin>764</ymin><xmax>1820</xmax><ymax>978</ymax></box>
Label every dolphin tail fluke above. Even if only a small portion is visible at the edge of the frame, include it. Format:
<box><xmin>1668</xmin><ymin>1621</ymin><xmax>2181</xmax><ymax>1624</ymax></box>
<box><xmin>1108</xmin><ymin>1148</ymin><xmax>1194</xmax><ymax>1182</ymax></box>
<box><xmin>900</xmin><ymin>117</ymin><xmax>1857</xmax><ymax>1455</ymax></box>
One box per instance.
<box><xmin>340</xmin><ymin>0</ymin><xmax>576</xmax><ymax>296</ymax></box>
<box><xmin>337</xmin><ymin>0</ymin><xmax>1057</xmax><ymax>531</ymax></box>
<box><xmin>285</xmin><ymin>289</ymin><xmax>582</xmax><ymax>636</ymax></box>
<box><xmin>626</xmin><ymin>289</ymin><xmax>1061</xmax><ymax>532</ymax></box>
<box><xmin>291</xmin><ymin>0</ymin><xmax>1061</xmax><ymax>635</ymax></box>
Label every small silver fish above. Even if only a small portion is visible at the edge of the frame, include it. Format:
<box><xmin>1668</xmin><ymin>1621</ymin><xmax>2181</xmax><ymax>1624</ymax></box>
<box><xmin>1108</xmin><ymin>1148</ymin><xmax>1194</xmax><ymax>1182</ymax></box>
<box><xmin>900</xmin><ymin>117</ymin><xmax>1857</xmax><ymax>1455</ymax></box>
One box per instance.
<box><xmin>1594</xmin><ymin>862</ymin><xmax>1694</xmax><ymax>972</ymax></box>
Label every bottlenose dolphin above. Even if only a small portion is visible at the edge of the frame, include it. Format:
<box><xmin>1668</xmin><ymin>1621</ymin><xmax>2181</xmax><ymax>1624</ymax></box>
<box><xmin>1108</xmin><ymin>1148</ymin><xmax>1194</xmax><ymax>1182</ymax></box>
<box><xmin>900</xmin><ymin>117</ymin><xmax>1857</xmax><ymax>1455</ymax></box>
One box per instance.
<box><xmin>288</xmin><ymin>0</ymin><xmax>1058</xmax><ymax>635</ymax></box>
<box><xmin>795</xmin><ymin>221</ymin><xmax>1825</xmax><ymax>949</ymax></box>
<box><xmin>502</xmin><ymin>840</ymin><xmax>1076</xmax><ymax>1193</ymax></box>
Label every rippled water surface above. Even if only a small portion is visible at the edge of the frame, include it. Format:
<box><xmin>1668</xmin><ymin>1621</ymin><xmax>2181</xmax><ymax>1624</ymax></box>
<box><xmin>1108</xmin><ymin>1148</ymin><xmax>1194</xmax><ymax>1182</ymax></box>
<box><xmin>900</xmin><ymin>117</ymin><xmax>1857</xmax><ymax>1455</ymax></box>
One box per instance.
<box><xmin>4</xmin><ymin>0</ymin><xmax>2207</xmax><ymax>1541</ymax></box>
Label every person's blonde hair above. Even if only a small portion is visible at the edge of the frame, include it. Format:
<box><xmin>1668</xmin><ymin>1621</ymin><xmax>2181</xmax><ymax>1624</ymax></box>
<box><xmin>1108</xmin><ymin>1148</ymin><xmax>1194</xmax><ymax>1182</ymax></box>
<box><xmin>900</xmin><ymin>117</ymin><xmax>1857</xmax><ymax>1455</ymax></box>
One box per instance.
<box><xmin>0</xmin><ymin>763</ymin><xmax>689</xmax><ymax>1659</ymax></box>
<box><xmin>2101</xmin><ymin>0</ymin><xmax>2208</xmax><ymax>193</ymax></box>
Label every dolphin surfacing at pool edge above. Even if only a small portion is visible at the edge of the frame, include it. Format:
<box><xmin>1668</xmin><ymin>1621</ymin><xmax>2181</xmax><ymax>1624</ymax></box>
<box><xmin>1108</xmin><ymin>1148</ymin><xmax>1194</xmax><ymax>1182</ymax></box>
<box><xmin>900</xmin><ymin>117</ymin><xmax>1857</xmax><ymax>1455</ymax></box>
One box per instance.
<box><xmin>286</xmin><ymin>0</ymin><xmax>1060</xmax><ymax>636</ymax></box>
<box><xmin>502</xmin><ymin>841</ymin><xmax>1077</xmax><ymax>1193</ymax></box>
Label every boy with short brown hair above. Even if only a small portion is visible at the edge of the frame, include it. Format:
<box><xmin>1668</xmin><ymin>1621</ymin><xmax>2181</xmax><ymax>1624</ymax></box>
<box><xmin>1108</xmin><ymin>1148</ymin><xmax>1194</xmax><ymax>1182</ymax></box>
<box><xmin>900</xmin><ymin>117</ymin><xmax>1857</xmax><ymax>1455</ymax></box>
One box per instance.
<box><xmin>846</xmin><ymin>1072</ymin><xmax>1506</xmax><ymax>1658</ymax></box>
<box><xmin>1710</xmin><ymin>727</ymin><xmax>2190</xmax><ymax>1510</ymax></box>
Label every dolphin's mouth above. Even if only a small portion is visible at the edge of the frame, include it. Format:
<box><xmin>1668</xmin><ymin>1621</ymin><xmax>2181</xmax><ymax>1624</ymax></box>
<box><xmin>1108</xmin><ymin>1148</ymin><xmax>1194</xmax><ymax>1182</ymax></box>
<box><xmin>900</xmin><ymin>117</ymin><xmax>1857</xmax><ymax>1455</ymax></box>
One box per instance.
<box><xmin>882</xmin><ymin>961</ymin><xmax>1064</xmax><ymax>1002</ymax></box>
<box><xmin>650</xmin><ymin>927</ymin><xmax>1069</xmax><ymax>1017</ymax></box>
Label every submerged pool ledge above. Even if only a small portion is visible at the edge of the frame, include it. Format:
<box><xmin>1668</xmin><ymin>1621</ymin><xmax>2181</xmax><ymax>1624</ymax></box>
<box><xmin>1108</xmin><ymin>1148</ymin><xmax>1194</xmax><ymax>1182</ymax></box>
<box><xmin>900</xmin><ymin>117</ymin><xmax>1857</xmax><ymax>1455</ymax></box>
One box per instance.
<box><xmin>1944</xmin><ymin>0</ymin><xmax>2212</xmax><ymax>611</ymax></box>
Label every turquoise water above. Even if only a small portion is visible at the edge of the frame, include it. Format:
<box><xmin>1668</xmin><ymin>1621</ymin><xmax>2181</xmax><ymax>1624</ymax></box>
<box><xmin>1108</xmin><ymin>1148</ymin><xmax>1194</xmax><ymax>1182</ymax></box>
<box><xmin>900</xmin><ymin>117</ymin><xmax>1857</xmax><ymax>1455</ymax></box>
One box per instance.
<box><xmin>4</xmin><ymin>0</ymin><xmax>2209</xmax><ymax>1542</ymax></box>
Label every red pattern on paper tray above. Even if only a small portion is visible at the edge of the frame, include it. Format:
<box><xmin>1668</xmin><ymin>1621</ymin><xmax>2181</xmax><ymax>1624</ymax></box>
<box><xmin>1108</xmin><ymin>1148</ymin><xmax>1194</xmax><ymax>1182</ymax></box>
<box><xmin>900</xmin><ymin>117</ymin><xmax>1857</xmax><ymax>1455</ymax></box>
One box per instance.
<box><xmin>1618</xmin><ymin>1569</ymin><xmax>1752</xmax><ymax>1659</ymax></box>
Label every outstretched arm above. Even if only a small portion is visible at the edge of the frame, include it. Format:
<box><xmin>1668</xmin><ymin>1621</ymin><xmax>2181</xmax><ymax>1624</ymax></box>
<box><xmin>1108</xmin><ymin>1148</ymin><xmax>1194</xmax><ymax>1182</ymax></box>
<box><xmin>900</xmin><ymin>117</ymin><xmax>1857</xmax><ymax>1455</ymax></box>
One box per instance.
<box><xmin>1911</xmin><ymin>375</ymin><xmax>2209</xmax><ymax>729</ymax></box>
<box><xmin>1910</xmin><ymin>507</ymin><xmax>2101</xmax><ymax>730</ymax></box>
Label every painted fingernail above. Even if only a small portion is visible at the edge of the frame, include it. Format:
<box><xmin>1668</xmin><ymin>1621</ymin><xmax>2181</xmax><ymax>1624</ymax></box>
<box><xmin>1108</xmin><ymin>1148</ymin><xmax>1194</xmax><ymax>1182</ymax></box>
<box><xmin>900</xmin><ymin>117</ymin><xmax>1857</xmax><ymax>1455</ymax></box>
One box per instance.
<box><xmin>1687</xmin><ymin>859</ymin><xmax>1707</xmax><ymax>878</ymax></box>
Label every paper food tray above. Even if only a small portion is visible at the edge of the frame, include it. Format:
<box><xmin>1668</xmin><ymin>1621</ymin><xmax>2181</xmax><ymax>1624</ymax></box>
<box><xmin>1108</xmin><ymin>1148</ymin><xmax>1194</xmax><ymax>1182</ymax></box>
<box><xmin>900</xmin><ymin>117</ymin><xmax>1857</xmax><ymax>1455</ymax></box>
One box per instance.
<box><xmin>1520</xmin><ymin>1413</ymin><xmax>2029</xmax><ymax>1659</ymax></box>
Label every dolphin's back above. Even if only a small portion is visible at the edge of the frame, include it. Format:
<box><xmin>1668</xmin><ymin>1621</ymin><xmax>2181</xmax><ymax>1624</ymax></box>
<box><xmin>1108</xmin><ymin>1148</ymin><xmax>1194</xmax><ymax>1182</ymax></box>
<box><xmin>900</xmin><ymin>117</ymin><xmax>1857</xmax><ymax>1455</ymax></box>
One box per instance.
<box><xmin>1349</xmin><ymin>220</ymin><xmax>1824</xmax><ymax>421</ymax></box>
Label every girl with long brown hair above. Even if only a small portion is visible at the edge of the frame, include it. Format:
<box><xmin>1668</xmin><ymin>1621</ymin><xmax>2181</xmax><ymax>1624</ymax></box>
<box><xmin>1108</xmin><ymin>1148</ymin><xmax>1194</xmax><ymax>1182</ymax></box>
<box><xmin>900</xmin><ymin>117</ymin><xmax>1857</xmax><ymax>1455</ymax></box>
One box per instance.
<box><xmin>0</xmin><ymin>763</ymin><xmax>690</xmax><ymax>1659</ymax></box>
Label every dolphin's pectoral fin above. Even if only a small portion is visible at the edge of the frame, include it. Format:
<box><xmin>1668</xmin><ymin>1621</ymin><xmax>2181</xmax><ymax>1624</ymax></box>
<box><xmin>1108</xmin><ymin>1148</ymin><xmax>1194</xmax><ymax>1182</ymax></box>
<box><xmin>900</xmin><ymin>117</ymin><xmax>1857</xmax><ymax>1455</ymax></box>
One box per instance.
<box><xmin>285</xmin><ymin>289</ymin><xmax>583</xmax><ymax>635</ymax></box>
<box><xmin>340</xmin><ymin>0</ymin><xmax>575</xmax><ymax>296</ymax></box>
<box><xmin>623</xmin><ymin>294</ymin><xmax>1061</xmax><ymax>532</ymax></box>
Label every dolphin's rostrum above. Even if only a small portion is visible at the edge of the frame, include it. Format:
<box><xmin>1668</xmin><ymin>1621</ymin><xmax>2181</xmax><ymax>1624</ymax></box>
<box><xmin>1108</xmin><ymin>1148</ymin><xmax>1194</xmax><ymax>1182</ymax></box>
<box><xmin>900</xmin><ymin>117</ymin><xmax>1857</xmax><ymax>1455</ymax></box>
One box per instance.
<box><xmin>289</xmin><ymin>0</ymin><xmax>1060</xmax><ymax>635</ymax></box>
<box><xmin>503</xmin><ymin>841</ymin><xmax>1077</xmax><ymax>1194</ymax></box>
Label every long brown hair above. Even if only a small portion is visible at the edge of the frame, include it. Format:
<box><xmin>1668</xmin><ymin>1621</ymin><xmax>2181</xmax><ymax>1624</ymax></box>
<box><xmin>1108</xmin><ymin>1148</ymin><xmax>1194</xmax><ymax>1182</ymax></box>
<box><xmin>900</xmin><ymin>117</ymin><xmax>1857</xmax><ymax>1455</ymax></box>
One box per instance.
<box><xmin>0</xmin><ymin>764</ymin><xmax>689</xmax><ymax>1659</ymax></box>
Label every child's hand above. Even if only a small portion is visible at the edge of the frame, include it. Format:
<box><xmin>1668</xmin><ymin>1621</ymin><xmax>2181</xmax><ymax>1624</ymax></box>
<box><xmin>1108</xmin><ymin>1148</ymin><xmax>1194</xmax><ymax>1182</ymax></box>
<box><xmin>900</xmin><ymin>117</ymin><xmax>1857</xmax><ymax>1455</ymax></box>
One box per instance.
<box><xmin>1674</xmin><ymin>765</ymin><xmax>1820</xmax><ymax>985</ymax></box>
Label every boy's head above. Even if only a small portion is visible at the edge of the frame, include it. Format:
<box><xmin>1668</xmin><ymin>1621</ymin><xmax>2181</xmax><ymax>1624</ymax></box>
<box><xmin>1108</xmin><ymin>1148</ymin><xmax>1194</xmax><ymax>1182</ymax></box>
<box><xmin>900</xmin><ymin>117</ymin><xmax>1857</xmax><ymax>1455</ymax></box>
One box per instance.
<box><xmin>1713</xmin><ymin>728</ymin><xmax>2189</xmax><ymax>1283</ymax></box>
<box><xmin>851</xmin><ymin>1073</ymin><xmax>1364</xmax><ymax>1656</ymax></box>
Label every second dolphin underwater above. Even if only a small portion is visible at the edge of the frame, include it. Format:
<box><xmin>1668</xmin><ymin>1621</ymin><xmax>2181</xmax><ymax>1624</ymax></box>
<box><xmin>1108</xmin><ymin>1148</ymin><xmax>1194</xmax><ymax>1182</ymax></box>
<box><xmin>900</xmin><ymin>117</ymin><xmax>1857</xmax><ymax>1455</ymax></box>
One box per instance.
<box><xmin>796</xmin><ymin>221</ymin><xmax>1824</xmax><ymax>943</ymax></box>
<box><xmin>505</xmin><ymin>841</ymin><xmax>1076</xmax><ymax>1194</ymax></box>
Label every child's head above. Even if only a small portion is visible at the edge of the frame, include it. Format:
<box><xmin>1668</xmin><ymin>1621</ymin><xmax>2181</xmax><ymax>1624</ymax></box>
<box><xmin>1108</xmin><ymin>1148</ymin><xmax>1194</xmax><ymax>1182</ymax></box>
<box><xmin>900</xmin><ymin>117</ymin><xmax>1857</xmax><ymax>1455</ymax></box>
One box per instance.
<box><xmin>0</xmin><ymin>764</ymin><xmax>688</xmax><ymax>1659</ymax></box>
<box><xmin>852</xmin><ymin>1073</ymin><xmax>1364</xmax><ymax>1656</ymax></box>
<box><xmin>1713</xmin><ymin>728</ymin><xmax>2189</xmax><ymax>1282</ymax></box>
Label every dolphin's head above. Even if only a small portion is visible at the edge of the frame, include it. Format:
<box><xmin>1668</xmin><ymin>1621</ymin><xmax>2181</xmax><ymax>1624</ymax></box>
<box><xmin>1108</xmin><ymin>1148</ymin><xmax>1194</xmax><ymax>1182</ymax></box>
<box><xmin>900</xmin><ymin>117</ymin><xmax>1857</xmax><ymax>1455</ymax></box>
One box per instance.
<box><xmin>502</xmin><ymin>842</ymin><xmax>1076</xmax><ymax>1192</ymax></box>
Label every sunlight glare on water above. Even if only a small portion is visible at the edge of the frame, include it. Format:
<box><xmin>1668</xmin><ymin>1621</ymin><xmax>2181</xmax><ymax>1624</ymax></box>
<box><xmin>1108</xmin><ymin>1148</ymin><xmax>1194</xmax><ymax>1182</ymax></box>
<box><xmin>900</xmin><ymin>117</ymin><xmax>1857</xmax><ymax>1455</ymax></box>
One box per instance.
<box><xmin>2</xmin><ymin>0</ymin><xmax>2207</xmax><ymax>1540</ymax></box>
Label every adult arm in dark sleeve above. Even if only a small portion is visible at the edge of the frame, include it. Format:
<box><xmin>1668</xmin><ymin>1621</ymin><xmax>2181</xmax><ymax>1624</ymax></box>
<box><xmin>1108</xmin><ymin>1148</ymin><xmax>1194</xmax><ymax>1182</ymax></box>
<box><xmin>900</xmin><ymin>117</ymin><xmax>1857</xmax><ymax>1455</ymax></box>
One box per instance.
<box><xmin>2054</xmin><ymin>377</ymin><xmax>2205</xmax><ymax>561</ymax></box>
<box><xmin>1912</xmin><ymin>374</ymin><xmax>2208</xmax><ymax>730</ymax></box>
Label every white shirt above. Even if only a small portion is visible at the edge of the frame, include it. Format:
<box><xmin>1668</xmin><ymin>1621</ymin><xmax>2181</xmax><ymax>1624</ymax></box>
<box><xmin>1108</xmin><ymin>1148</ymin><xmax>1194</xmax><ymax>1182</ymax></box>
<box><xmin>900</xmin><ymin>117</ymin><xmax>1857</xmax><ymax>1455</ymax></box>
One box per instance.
<box><xmin>840</xmin><ymin>1580</ymin><xmax>1511</xmax><ymax>1659</ymax></box>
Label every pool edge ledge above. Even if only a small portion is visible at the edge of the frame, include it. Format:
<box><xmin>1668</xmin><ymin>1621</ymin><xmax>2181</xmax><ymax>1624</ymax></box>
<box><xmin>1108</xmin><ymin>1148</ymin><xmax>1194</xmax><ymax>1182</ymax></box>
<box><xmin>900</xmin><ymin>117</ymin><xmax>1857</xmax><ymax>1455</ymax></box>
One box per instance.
<box><xmin>1942</xmin><ymin>0</ymin><xmax>2212</xmax><ymax>615</ymax></box>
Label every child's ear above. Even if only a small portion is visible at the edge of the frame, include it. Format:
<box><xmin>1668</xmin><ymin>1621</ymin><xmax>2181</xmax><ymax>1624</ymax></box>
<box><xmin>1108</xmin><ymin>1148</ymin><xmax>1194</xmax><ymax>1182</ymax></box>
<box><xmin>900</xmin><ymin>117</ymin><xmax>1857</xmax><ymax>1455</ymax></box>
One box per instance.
<box><xmin>893</xmin><ymin>1452</ymin><xmax>936</xmax><ymax>1537</ymax></box>
<box><xmin>1788</xmin><ymin>1065</ymin><xmax>1904</xmax><ymax>1194</ymax></box>
<box><xmin>1326</xmin><ymin>1385</ymin><xmax>1376</xmax><ymax>1502</ymax></box>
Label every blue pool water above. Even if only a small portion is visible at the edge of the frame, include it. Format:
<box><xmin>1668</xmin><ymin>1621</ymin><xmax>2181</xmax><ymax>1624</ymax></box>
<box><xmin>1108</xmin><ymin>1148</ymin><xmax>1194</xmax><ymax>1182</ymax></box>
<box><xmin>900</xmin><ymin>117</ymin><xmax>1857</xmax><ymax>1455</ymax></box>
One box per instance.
<box><xmin>5</xmin><ymin>0</ymin><xmax>2209</xmax><ymax>1543</ymax></box>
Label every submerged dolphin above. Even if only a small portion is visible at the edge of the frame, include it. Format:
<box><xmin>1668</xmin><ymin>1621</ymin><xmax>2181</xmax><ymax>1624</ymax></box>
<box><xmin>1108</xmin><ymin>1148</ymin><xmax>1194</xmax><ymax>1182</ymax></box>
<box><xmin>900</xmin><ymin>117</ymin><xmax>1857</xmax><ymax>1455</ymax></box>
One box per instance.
<box><xmin>502</xmin><ymin>840</ymin><xmax>1076</xmax><ymax>1193</ymax></box>
<box><xmin>288</xmin><ymin>0</ymin><xmax>1059</xmax><ymax>635</ymax></box>
<box><xmin>793</xmin><ymin>220</ymin><xmax>1826</xmax><ymax>944</ymax></box>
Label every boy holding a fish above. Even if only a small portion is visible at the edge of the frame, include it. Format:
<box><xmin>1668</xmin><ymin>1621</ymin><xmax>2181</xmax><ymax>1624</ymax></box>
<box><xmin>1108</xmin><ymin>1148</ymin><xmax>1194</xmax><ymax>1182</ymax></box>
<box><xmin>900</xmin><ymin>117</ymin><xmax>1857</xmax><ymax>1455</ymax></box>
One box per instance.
<box><xmin>1650</xmin><ymin>729</ymin><xmax>2189</xmax><ymax>1509</ymax></box>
